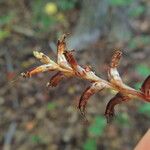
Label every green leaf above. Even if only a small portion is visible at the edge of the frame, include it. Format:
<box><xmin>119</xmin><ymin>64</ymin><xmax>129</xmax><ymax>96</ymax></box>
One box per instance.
<box><xmin>47</xmin><ymin>102</ymin><xmax>57</xmax><ymax>110</ymax></box>
<box><xmin>0</xmin><ymin>30</ymin><xmax>10</xmax><ymax>41</ymax></box>
<box><xmin>138</xmin><ymin>104</ymin><xmax>150</xmax><ymax>115</ymax></box>
<box><xmin>128</xmin><ymin>35</ymin><xmax>150</xmax><ymax>49</ymax></box>
<box><xmin>56</xmin><ymin>0</ymin><xmax>76</xmax><ymax>11</ymax></box>
<box><xmin>88</xmin><ymin>116</ymin><xmax>106</xmax><ymax>137</ymax></box>
<box><xmin>128</xmin><ymin>5</ymin><xmax>145</xmax><ymax>17</ymax></box>
<box><xmin>41</xmin><ymin>15</ymin><xmax>56</xmax><ymax>28</ymax></box>
<box><xmin>128</xmin><ymin>40</ymin><xmax>137</xmax><ymax>49</ymax></box>
<box><xmin>31</xmin><ymin>135</ymin><xmax>42</xmax><ymax>143</ymax></box>
<box><xmin>136</xmin><ymin>64</ymin><xmax>150</xmax><ymax>77</ymax></box>
<box><xmin>107</xmin><ymin>0</ymin><xmax>133</xmax><ymax>6</ymax></box>
<box><xmin>83</xmin><ymin>138</ymin><xmax>97</xmax><ymax>150</ymax></box>
<box><xmin>0</xmin><ymin>14</ymin><xmax>14</xmax><ymax>25</ymax></box>
<box><xmin>134</xmin><ymin>82</ymin><xmax>142</xmax><ymax>90</ymax></box>
<box><xmin>140</xmin><ymin>36</ymin><xmax>150</xmax><ymax>44</ymax></box>
<box><xmin>115</xmin><ymin>113</ymin><xmax>129</xmax><ymax>126</ymax></box>
<box><xmin>31</xmin><ymin>0</ymin><xmax>56</xmax><ymax>30</ymax></box>
<box><xmin>32</xmin><ymin>0</ymin><xmax>44</xmax><ymax>17</ymax></box>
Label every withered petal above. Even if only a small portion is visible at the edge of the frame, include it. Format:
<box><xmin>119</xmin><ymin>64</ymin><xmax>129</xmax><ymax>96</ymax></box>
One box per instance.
<box><xmin>78</xmin><ymin>82</ymin><xmax>105</xmax><ymax>115</ymax></box>
<box><xmin>47</xmin><ymin>72</ymin><xmax>65</xmax><ymax>87</ymax></box>
<box><xmin>141</xmin><ymin>75</ymin><xmax>150</xmax><ymax>100</ymax></box>
<box><xmin>21</xmin><ymin>64</ymin><xmax>56</xmax><ymax>78</ymax></box>
<box><xmin>33</xmin><ymin>51</ymin><xmax>51</xmax><ymax>64</ymax></box>
<box><xmin>110</xmin><ymin>50</ymin><xmax>122</xmax><ymax>68</ymax></box>
<box><xmin>105</xmin><ymin>93</ymin><xmax>129</xmax><ymax>123</ymax></box>
<box><xmin>64</xmin><ymin>50</ymin><xmax>86</xmax><ymax>76</ymax></box>
<box><xmin>64</xmin><ymin>50</ymin><xmax>78</xmax><ymax>69</ymax></box>
<box><xmin>57</xmin><ymin>34</ymin><xmax>67</xmax><ymax>55</ymax></box>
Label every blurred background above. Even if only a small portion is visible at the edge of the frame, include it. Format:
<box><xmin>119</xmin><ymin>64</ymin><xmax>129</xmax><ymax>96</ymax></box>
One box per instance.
<box><xmin>0</xmin><ymin>0</ymin><xmax>150</xmax><ymax>150</ymax></box>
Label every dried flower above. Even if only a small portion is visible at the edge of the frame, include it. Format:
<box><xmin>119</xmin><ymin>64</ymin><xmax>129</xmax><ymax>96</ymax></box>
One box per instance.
<box><xmin>21</xmin><ymin>34</ymin><xmax>150</xmax><ymax>122</ymax></box>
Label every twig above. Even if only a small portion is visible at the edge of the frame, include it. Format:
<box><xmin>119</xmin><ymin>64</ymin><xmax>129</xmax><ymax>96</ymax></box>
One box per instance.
<box><xmin>3</xmin><ymin>122</ymin><xmax>17</xmax><ymax>150</ymax></box>
<box><xmin>3</xmin><ymin>49</ymin><xmax>19</xmax><ymax>150</ymax></box>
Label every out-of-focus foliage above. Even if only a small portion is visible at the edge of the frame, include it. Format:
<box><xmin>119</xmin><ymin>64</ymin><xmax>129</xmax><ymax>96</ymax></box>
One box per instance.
<box><xmin>88</xmin><ymin>116</ymin><xmax>106</xmax><ymax>137</ymax></box>
<box><xmin>31</xmin><ymin>0</ymin><xmax>76</xmax><ymax>33</ymax></box>
<box><xmin>83</xmin><ymin>138</ymin><xmax>97</xmax><ymax>150</ymax></box>
<box><xmin>138</xmin><ymin>104</ymin><xmax>150</xmax><ymax>116</ymax></box>
<box><xmin>136</xmin><ymin>64</ymin><xmax>150</xmax><ymax>77</ymax></box>
<box><xmin>134</xmin><ymin>82</ymin><xmax>142</xmax><ymax>90</ymax></box>
<box><xmin>115</xmin><ymin>113</ymin><xmax>130</xmax><ymax>126</ymax></box>
<box><xmin>0</xmin><ymin>29</ymin><xmax>10</xmax><ymax>41</ymax></box>
<box><xmin>0</xmin><ymin>0</ymin><xmax>77</xmax><ymax>41</ymax></box>
<box><xmin>31</xmin><ymin>135</ymin><xmax>43</xmax><ymax>144</ymax></box>
<box><xmin>31</xmin><ymin>0</ymin><xmax>57</xmax><ymax>31</ymax></box>
<box><xmin>56</xmin><ymin>0</ymin><xmax>77</xmax><ymax>11</ymax></box>
<box><xmin>128</xmin><ymin>35</ymin><xmax>150</xmax><ymax>49</ymax></box>
<box><xmin>0</xmin><ymin>13</ymin><xmax>14</xmax><ymax>41</ymax></box>
<box><xmin>83</xmin><ymin>116</ymin><xmax>106</xmax><ymax>150</ymax></box>
<box><xmin>134</xmin><ymin>64</ymin><xmax>149</xmax><ymax>89</ymax></box>
<box><xmin>47</xmin><ymin>102</ymin><xmax>57</xmax><ymax>110</ymax></box>
<box><xmin>107</xmin><ymin>0</ymin><xmax>132</xmax><ymax>6</ymax></box>
<box><xmin>0</xmin><ymin>13</ymin><xmax>14</xmax><ymax>26</ymax></box>
<box><xmin>128</xmin><ymin>5</ymin><xmax>145</xmax><ymax>18</ymax></box>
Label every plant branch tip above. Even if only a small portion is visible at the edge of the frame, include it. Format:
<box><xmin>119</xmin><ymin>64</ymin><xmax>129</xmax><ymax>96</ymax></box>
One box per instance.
<box><xmin>21</xmin><ymin>34</ymin><xmax>150</xmax><ymax>122</ymax></box>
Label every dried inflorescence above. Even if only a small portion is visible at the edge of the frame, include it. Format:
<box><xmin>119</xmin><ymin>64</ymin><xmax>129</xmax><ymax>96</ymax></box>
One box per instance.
<box><xmin>21</xmin><ymin>34</ymin><xmax>150</xmax><ymax>123</ymax></box>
